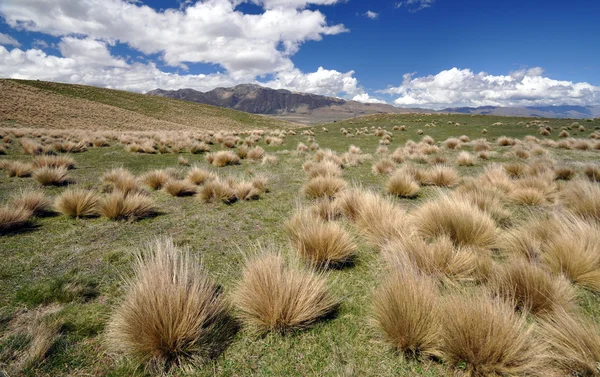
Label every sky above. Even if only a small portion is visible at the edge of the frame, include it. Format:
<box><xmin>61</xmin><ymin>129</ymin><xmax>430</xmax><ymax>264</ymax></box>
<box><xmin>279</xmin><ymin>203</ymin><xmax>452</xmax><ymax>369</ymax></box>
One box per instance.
<box><xmin>0</xmin><ymin>0</ymin><xmax>599</xmax><ymax>109</ymax></box>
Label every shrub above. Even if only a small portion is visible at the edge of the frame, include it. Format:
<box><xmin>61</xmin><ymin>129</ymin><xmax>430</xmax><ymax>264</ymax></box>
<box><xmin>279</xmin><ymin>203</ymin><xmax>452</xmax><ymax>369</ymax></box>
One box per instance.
<box><xmin>207</xmin><ymin>151</ymin><xmax>240</xmax><ymax>167</ymax></box>
<box><xmin>106</xmin><ymin>238</ymin><xmax>233</xmax><ymax>371</ymax></box>
<box><xmin>539</xmin><ymin>310</ymin><xmax>600</xmax><ymax>376</ymax></box>
<box><xmin>232</xmin><ymin>250</ymin><xmax>338</xmax><ymax>333</ymax></box>
<box><xmin>490</xmin><ymin>258</ymin><xmax>574</xmax><ymax>315</ymax></box>
<box><xmin>0</xmin><ymin>205</ymin><xmax>32</xmax><ymax>232</ymax></box>
<box><xmin>386</xmin><ymin>171</ymin><xmax>419</xmax><ymax>198</ymax></box>
<box><xmin>285</xmin><ymin>211</ymin><xmax>356</xmax><ymax>267</ymax></box>
<box><xmin>99</xmin><ymin>192</ymin><xmax>156</xmax><ymax>220</ymax></box>
<box><xmin>33</xmin><ymin>166</ymin><xmax>69</xmax><ymax>186</ymax></box>
<box><xmin>140</xmin><ymin>169</ymin><xmax>172</xmax><ymax>190</ymax></box>
<box><xmin>441</xmin><ymin>293</ymin><xmax>547</xmax><ymax>376</ymax></box>
<box><xmin>54</xmin><ymin>188</ymin><xmax>100</xmax><ymax>218</ymax></box>
<box><xmin>163</xmin><ymin>180</ymin><xmax>197</xmax><ymax>197</ymax></box>
<box><xmin>412</xmin><ymin>195</ymin><xmax>497</xmax><ymax>248</ymax></box>
<box><xmin>373</xmin><ymin>267</ymin><xmax>441</xmax><ymax>357</ymax></box>
<box><xmin>302</xmin><ymin>176</ymin><xmax>347</xmax><ymax>199</ymax></box>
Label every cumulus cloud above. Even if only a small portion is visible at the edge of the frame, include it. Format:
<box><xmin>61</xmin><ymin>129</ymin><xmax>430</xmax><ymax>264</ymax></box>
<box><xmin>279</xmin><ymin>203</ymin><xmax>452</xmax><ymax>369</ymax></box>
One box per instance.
<box><xmin>264</xmin><ymin>66</ymin><xmax>360</xmax><ymax>97</ymax></box>
<box><xmin>381</xmin><ymin>67</ymin><xmax>600</xmax><ymax>109</ymax></box>
<box><xmin>0</xmin><ymin>32</ymin><xmax>20</xmax><ymax>47</ymax></box>
<box><xmin>352</xmin><ymin>93</ymin><xmax>387</xmax><ymax>104</ymax></box>
<box><xmin>0</xmin><ymin>0</ymin><xmax>347</xmax><ymax>79</ymax></box>
<box><xmin>395</xmin><ymin>0</ymin><xmax>435</xmax><ymax>12</ymax></box>
<box><xmin>365</xmin><ymin>11</ymin><xmax>379</xmax><ymax>19</ymax></box>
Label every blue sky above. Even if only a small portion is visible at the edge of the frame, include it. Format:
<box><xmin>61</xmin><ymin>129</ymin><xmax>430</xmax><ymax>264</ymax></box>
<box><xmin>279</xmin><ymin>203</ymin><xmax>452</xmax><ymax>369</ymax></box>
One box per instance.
<box><xmin>0</xmin><ymin>0</ymin><xmax>598</xmax><ymax>108</ymax></box>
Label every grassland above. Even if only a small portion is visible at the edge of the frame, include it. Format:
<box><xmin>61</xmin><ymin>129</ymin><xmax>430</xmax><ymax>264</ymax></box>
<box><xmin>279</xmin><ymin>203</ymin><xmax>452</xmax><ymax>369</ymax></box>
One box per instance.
<box><xmin>1</xmin><ymin>112</ymin><xmax>600</xmax><ymax>376</ymax></box>
<box><xmin>0</xmin><ymin>80</ymin><xmax>293</xmax><ymax>132</ymax></box>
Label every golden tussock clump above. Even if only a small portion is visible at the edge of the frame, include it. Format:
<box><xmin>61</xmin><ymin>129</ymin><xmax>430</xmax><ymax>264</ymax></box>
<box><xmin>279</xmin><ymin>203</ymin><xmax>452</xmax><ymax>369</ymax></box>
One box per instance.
<box><xmin>503</xmin><ymin>162</ymin><xmax>527</xmax><ymax>178</ymax></box>
<box><xmin>385</xmin><ymin>171</ymin><xmax>420</xmax><ymax>198</ymax></box>
<box><xmin>285</xmin><ymin>210</ymin><xmax>356</xmax><ymax>267</ymax></box>
<box><xmin>372</xmin><ymin>158</ymin><xmax>396</xmax><ymax>175</ymax></box>
<box><xmin>453</xmin><ymin>181</ymin><xmax>510</xmax><ymax>224</ymax></box>
<box><xmin>0</xmin><ymin>205</ymin><xmax>32</xmax><ymax>232</ymax></box>
<box><xmin>539</xmin><ymin>310</ymin><xmax>600</xmax><ymax>376</ymax></box>
<box><xmin>296</xmin><ymin>142</ymin><xmax>309</xmax><ymax>153</ymax></box>
<box><xmin>140</xmin><ymin>169</ymin><xmax>172</xmax><ymax>190</ymax></box>
<box><xmin>177</xmin><ymin>156</ymin><xmax>189</xmax><ymax>166</ymax></box>
<box><xmin>423</xmin><ymin>165</ymin><xmax>460</xmax><ymax>187</ymax></box>
<box><xmin>554</xmin><ymin>166</ymin><xmax>576</xmax><ymax>181</ymax></box>
<box><xmin>412</xmin><ymin>194</ymin><xmax>497</xmax><ymax>249</ymax></box>
<box><xmin>32</xmin><ymin>155</ymin><xmax>75</xmax><ymax>170</ymax></box>
<box><xmin>187</xmin><ymin>166</ymin><xmax>216</xmax><ymax>185</ymax></box>
<box><xmin>54</xmin><ymin>188</ymin><xmax>100</xmax><ymax>218</ymax></box>
<box><xmin>441</xmin><ymin>293</ymin><xmax>548</xmax><ymax>377</ymax></box>
<box><xmin>246</xmin><ymin>146</ymin><xmax>265</xmax><ymax>160</ymax></box>
<box><xmin>308</xmin><ymin>198</ymin><xmax>342</xmax><ymax>221</ymax></box>
<box><xmin>560</xmin><ymin>179</ymin><xmax>600</xmax><ymax>221</ymax></box>
<box><xmin>373</xmin><ymin>266</ymin><xmax>442</xmax><ymax>357</ymax></box>
<box><xmin>101</xmin><ymin>167</ymin><xmax>139</xmax><ymax>195</ymax></box>
<box><xmin>584</xmin><ymin>164</ymin><xmax>600</xmax><ymax>182</ymax></box>
<box><xmin>33</xmin><ymin>166</ymin><xmax>70</xmax><ymax>186</ymax></box>
<box><xmin>199</xmin><ymin>179</ymin><xmax>237</xmax><ymax>204</ymax></box>
<box><xmin>456</xmin><ymin>151</ymin><xmax>475</xmax><ymax>166</ymax></box>
<box><xmin>232</xmin><ymin>180</ymin><xmax>263</xmax><ymax>201</ymax></box>
<box><xmin>163</xmin><ymin>180</ymin><xmax>197</xmax><ymax>197</ymax></box>
<box><xmin>304</xmin><ymin>160</ymin><xmax>342</xmax><ymax>178</ymax></box>
<box><xmin>106</xmin><ymin>238</ymin><xmax>233</xmax><ymax>371</ymax></box>
<box><xmin>232</xmin><ymin>248</ymin><xmax>338</xmax><ymax>333</ymax></box>
<box><xmin>206</xmin><ymin>150</ymin><xmax>241</xmax><ymax>167</ymax></box>
<box><xmin>489</xmin><ymin>258</ymin><xmax>574</xmax><ymax>316</ymax></box>
<box><xmin>98</xmin><ymin>191</ymin><xmax>156</xmax><ymax>220</ymax></box>
<box><xmin>382</xmin><ymin>234</ymin><xmax>487</xmax><ymax>283</ymax></box>
<box><xmin>1</xmin><ymin>160</ymin><xmax>33</xmax><ymax>177</ymax></box>
<box><xmin>443</xmin><ymin>138</ymin><xmax>460</xmax><ymax>149</ymax></box>
<box><xmin>509</xmin><ymin>187</ymin><xmax>546</xmax><ymax>206</ymax></box>
<box><xmin>302</xmin><ymin>175</ymin><xmax>347</xmax><ymax>199</ymax></box>
<box><xmin>236</xmin><ymin>144</ymin><xmax>248</xmax><ymax>159</ymax></box>
<box><xmin>11</xmin><ymin>190</ymin><xmax>51</xmax><ymax>215</ymax></box>
<box><xmin>261</xmin><ymin>154</ymin><xmax>278</xmax><ymax>165</ymax></box>
<box><xmin>497</xmin><ymin>136</ymin><xmax>516</xmax><ymax>146</ymax></box>
<box><xmin>19</xmin><ymin>138</ymin><xmax>44</xmax><ymax>155</ymax></box>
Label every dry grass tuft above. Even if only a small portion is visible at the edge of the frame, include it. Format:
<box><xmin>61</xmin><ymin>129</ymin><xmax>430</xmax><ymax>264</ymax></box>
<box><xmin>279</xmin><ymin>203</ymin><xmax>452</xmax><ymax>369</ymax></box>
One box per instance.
<box><xmin>54</xmin><ymin>188</ymin><xmax>100</xmax><ymax>218</ymax></box>
<box><xmin>560</xmin><ymin>179</ymin><xmax>600</xmax><ymax>221</ymax></box>
<box><xmin>372</xmin><ymin>158</ymin><xmax>396</xmax><ymax>175</ymax></box>
<box><xmin>302</xmin><ymin>176</ymin><xmax>347</xmax><ymax>199</ymax></box>
<box><xmin>140</xmin><ymin>169</ymin><xmax>172</xmax><ymax>190</ymax></box>
<box><xmin>99</xmin><ymin>191</ymin><xmax>156</xmax><ymax>220</ymax></box>
<box><xmin>385</xmin><ymin>171</ymin><xmax>420</xmax><ymax>198</ymax></box>
<box><xmin>456</xmin><ymin>151</ymin><xmax>475</xmax><ymax>166</ymax></box>
<box><xmin>490</xmin><ymin>258</ymin><xmax>574</xmax><ymax>315</ymax></box>
<box><xmin>246</xmin><ymin>146</ymin><xmax>265</xmax><ymax>160</ymax></box>
<box><xmin>423</xmin><ymin>165</ymin><xmax>460</xmax><ymax>187</ymax></box>
<box><xmin>163</xmin><ymin>180</ymin><xmax>197</xmax><ymax>197</ymax></box>
<box><xmin>539</xmin><ymin>310</ymin><xmax>600</xmax><ymax>376</ymax></box>
<box><xmin>584</xmin><ymin>164</ymin><xmax>600</xmax><ymax>182</ymax></box>
<box><xmin>373</xmin><ymin>266</ymin><xmax>442</xmax><ymax>357</ymax></box>
<box><xmin>102</xmin><ymin>168</ymin><xmax>139</xmax><ymax>195</ymax></box>
<box><xmin>33</xmin><ymin>166</ymin><xmax>69</xmax><ymax>186</ymax></box>
<box><xmin>0</xmin><ymin>205</ymin><xmax>32</xmax><ymax>232</ymax></box>
<box><xmin>232</xmin><ymin>249</ymin><xmax>338</xmax><ymax>333</ymax></box>
<box><xmin>207</xmin><ymin>151</ymin><xmax>241</xmax><ymax>167</ymax></box>
<box><xmin>32</xmin><ymin>155</ymin><xmax>75</xmax><ymax>170</ymax></box>
<box><xmin>412</xmin><ymin>194</ymin><xmax>497</xmax><ymax>248</ymax></box>
<box><xmin>187</xmin><ymin>166</ymin><xmax>216</xmax><ymax>185</ymax></box>
<box><xmin>106</xmin><ymin>238</ymin><xmax>233</xmax><ymax>371</ymax></box>
<box><xmin>304</xmin><ymin>160</ymin><xmax>342</xmax><ymax>178</ymax></box>
<box><xmin>453</xmin><ymin>182</ymin><xmax>510</xmax><ymax>224</ymax></box>
<box><xmin>285</xmin><ymin>210</ymin><xmax>356</xmax><ymax>267</ymax></box>
<box><xmin>441</xmin><ymin>293</ymin><xmax>548</xmax><ymax>376</ymax></box>
<box><xmin>11</xmin><ymin>190</ymin><xmax>51</xmax><ymax>215</ymax></box>
<box><xmin>1</xmin><ymin>160</ymin><xmax>33</xmax><ymax>177</ymax></box>
<box><xmin>199</xmin><ymin>180</ymin><xmax>237</xmax><ymax>204</ymax></box>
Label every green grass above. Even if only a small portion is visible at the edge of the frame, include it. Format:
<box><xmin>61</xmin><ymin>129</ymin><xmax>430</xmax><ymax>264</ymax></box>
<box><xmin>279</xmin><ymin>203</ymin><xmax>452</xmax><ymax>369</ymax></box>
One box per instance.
<box><xmin>0</xmin><ymin>113</ymin><xmax>599</xmax><ymax>376</ymax></box>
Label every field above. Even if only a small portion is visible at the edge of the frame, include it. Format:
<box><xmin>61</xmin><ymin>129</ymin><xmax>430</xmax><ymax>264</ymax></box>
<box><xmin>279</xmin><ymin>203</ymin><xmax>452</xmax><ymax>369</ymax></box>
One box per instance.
<box><xmin>1</xmin><ymin>110</ymin><xmax>600</xmax><ymax>377</ymax></box>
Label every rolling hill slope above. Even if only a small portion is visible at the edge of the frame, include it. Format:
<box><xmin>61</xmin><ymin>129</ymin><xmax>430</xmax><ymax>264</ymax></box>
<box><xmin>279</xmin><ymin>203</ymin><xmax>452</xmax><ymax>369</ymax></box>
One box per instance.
<box><xmin>0</xmin><ymin>80</ymin><xmax>293</xmax><ymax>132</ymax></box>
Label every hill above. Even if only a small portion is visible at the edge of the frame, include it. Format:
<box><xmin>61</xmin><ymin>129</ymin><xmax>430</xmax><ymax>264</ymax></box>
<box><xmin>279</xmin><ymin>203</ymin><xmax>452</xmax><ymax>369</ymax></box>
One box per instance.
<box><xmin>0</xmin><ymin>80</ymin><xmax>293</xmax><ymax>132</ymax></box>
<box><xmin>148</xmin><ymin>84</ymin><xmax>418</xmax><ymax>124</ymax></box>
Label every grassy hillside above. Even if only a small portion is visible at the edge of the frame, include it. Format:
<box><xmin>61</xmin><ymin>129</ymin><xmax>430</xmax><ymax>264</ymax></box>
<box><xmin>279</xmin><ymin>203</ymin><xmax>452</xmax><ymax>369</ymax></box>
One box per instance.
<box><xmin>1</xmin><ymin>113</ymin><xmax>600</xmax><ymax>376</ymax></box>
<box><xmin>0</xmin><ymin>80</ymin><xmax>293</xmax><ymax>132</ymax></box>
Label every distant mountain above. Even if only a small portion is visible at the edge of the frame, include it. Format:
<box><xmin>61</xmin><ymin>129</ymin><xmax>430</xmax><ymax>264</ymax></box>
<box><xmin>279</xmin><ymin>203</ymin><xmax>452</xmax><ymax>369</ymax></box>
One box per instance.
<box><xmin>441</xmin><ymin>105</ymin><xmax>600</xmax><ymax>119</ymax></box>
<box><xmin>147</xmin><ymin>84</ymin><xmax>417</xmax><ymax>124</ymax></box>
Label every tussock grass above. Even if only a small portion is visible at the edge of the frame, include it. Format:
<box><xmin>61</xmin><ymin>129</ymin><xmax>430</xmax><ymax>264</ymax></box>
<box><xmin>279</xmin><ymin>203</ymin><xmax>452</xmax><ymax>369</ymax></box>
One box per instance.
<box><xmin>54</xmin><ymin>188</ymin><xmax>100</xmax><ymax>218</ymax></box>
<box><xmin>453</xmin><ymin>182</ymin><xmax>510</xmax><ymax>224</ymax></box>
<box><xmin>456</xmin><ymin>151</ymin><xmax>475</xmax><ymax>166</ymax></box>
<box><xmin>441</xmin><ymin>293</ymin><xmax>548</xmax><ymax>376</ymax></box>
<box><xmin>0</xmin><ymin>205</ymin><xmax>32</xmax><ymax>232</ymax></box>
<box><xmin>187</xmin><ymin>166</ymin><xmax>216</xmax><ymax>185</ymax></box>
<box><xmin>372</xmin><ymin>158</ymin><xmax>396</xmax><ymax>175</ymax></box>
<box><xmin>584</xmin><ymin>164</ymin><xmax>600</xmax><ymax>182</ymax></box>
<box><xmin>423</xmin><ymin>165</ymin><xmax>460</xmax><ymax>187</ymax></box>
<box><xmin>372</xmin><ymin>266</ymin><xmax>442</xmax><ymax>357</ymax></box>
<box><xmin>302</xmin><ymin>176</ymin><xmax>347</xmax><ymax>199</ymax></box>
<box><xmin>246</xmin><ymin>146</ymin><xmax>265</xmax><ymax>160</ymax></box>
<box><xmin>285</xmin><ymin>210</ymin><xmax>356</xmax><ymax>267</ymax></box>
<box><xmin>386</xmin><ymin>171</ymin><xmax>420</xmax><ymax>198</ymax></box>
<box><xmin>304</xmin><ymin>160</ymin><xmax>342</xmax><ymax>178</ymax></box>
<box><xmin>32</xmin><ymin>155</ymin><xmax>75</xmax><ymax>170</ymax></box>
<box><xmin>99</xmin><ymin>191</ymin><xmax>156</xmax><ymax>220</ymax></box>
<box><xmin>539</xmin><ymin>310</ymin><xmax>600</xmax><ymax>376</ymax></box>
<box><xmin>106</xmin><ymin>238</ymin><xmax>233</xmax><ymax>371</ymax></box>
<box><xmin>206</xmin><ymin>151</ymin><xmax>240</xmax><ymax>167</ymax></box>
<box><xmin>412</xmin><ymin>194</ymin><xmax>497</xmax><ymax>249</ymax></box>
<box><xmin>560</xmin><ymin>179</ymin><xmax>600</xmax><ymax>221</ymax></box>
<box><xmin>101</xmin><ymin>167</ymin><xmax>139</xmax><ymax>195</ymax></box>
<box><xmin>199</xmin><ymin>180</ymin><xmax>237</xmax><ymax>204</ymax></box>
<box><xmin>11</xmin><ymin>190</ymin><xmax>51</xmax><ymax>215</ymax></box>
<box><xmin>490</xmin><ymin>258</ymin><xmax>574</xmax><ymax>315</ymax></box>
<box><xmin>140</xmin><ymin>169</ymin><xmax>172</xmax><ymax>190</ymax></box>
<box><xmin>1</xmin><ymin>160</ymin><xmax>33</xmax><ymax>177</ymax></box>
<box><xmin>233</xmin><ymin>180</ymin><xmax>263</xmax><ymax>201</ymax></box>
<box><xmin>232</xmin><ymin>248</ymin><xmax>338</xmax><ymax>333</ymax></box>
<box><xmin>163</xmin><ymin>180</ymin><xmax>197</xmax><ymax>197</ymax></box>
<box><xmin>33</xmin><ymin>166</ymin><xmax>69</xmax><ymax>186</ymax></box>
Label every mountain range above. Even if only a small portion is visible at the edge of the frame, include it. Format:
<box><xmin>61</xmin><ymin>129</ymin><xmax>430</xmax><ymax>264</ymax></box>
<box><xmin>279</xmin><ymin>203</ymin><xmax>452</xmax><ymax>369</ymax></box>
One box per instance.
<box><xmin>147</xmin><ymin>84</ymin><xmax>600</xmax><ymax>123</ymax></box>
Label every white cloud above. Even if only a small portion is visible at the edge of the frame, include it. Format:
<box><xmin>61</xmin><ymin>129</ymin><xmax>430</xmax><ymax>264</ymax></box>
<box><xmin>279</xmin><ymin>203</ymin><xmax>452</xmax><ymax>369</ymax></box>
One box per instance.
<box><xmin>0</xmin><ymin>0</ymin><xmax>347</xmax><ymax>80</ymax></box>
<box><xmin>381</xmin><ymin>67</ymin><xmax>600</xmax><ymax>109</ymax></box>
<box><xmin>0</xmin><ymin>32</ymin><xmax>20</xmax><ymax>47</ymax></box>
<box><xmin>352</xmin><ymin>93</ymin><xmax>386</xmax><ymax>104</ymax></box>
<box><xmin>365</xmin><ymin>11</ymin><xmax>379</xmax><ymax>19</ymax></box>
<box><xmin>264</xmin><ymin>66</ymin><xmax>361</xmax><ymax>97</ymax></box>
<box><xmin>395</xmin><ymin>0</ymin><xmax>435</xmax><ymax>12</ymax></box>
